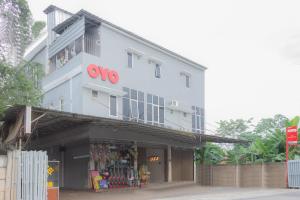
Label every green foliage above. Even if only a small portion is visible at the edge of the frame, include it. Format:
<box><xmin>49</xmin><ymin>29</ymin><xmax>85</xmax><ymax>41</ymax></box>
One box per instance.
<box><xmin>31</xmin><ymin>21</ymin><xmax>45</xmax><ymax>39</ymax></box>
<box><xmin>217</xmin><ymin>118</ymin><xmax>253</xmax><ymax>139</ymax></box>
<box><xmin>195</xmin><ymin>143</ymin><xmax>225</xmax><ymax>165</ymax></box>
<box><xmin>198</xmin><ymin>115</ymin><xmax>300</xmax><ymax>165</ymax></box>
<box><xmin>0</xmin><ymin>61</ymin><xmax>43</xmax><ymax>116</ymax></box>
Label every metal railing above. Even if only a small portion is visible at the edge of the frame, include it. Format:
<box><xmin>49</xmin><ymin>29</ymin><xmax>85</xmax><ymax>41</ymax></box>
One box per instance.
<box><xmin>84</xmin><ymin>35</ymin><xmax>100</xmax><ymax>57</ymax></box>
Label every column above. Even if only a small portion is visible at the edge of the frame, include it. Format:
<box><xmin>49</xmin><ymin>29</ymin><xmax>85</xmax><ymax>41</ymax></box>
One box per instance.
<box><xmin>133</xmin><ymin>142</ymin><xmax>138</xmax><ymax>172</ymax></box>
<box><xmin>194</xmin><ymin>150</ymin><xmax>197</xmax><ymax>183</ymax></box>
<box><xmin>168</xmin><ymin>145</ymin><xmax>172</xmax><ymax>182</ymax></box>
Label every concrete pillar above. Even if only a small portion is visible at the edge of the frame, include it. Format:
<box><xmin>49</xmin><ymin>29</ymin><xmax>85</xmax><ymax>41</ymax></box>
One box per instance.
<box><xmin>168</xmin><ymin>145</ymin><xmax>172</xmax><ymax>182</ymax></box>
<box><xmin>193</xmin><ymin>150</ymin><xmax>197</xmax><ymax>183</ymax></box>
<box><xmin>60</xmin><ymin>150</ymin><xmax>65</xmax><ymax>187</ymax></box>
<box><xmin>261</xmin><ymin>163</ymin><xmax>266</xmax><ymax>188</ymax></box>
<box><xmin>133</xmin><ymin>142</ymin><xmax>138</xmax><ymax>172</ymax></box>
<box><xmin>236</xmin><ymin>165</ymin><xmax>241</xmax><ymax>187</ymax></box>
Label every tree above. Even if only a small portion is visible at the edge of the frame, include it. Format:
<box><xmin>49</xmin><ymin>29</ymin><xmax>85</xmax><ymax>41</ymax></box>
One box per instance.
<box><xmin>195</xmin><ymin>143</ymin><xmax>225</xmax><ymax>165</ymax></box>
<box><xmin>31</xmin><ymin>21</ymin><xmax>45</xmax><ymax>39</ymax></box>
<box><xmin>0</xmin><ymin>0</ymin><xmax>42</xmax><ymax>66</ymax></box>
<box><xmin>216</xmin><ymin>118</ymin><xmax>253</xmax><ymax>139</ymax></box>
<box><xmin>254</xmin><ymin>114</ymin><xmax>288</xmax><ymax>137</ymax></box>
<box><xmin>0</xmin><ymin>61</ymin><xmax>43</xmax><ymax>116</ymax></box>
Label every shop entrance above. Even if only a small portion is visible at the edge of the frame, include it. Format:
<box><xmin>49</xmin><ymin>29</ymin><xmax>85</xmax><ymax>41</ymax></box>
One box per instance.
<box><xmin>146</xmin><ymin>148</ymin><xmax>165</xmax><ymax>183</ymax></box>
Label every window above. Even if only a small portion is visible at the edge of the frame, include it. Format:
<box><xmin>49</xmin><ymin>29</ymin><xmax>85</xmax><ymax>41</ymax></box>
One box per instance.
<box><xmin>155</xmin><ymin>64</ymin><xmax>161</xmax><ymax>78</ymax></box>
<box><xmin>92</xmin><ymin>90</ymin><xmax>98</xmax><ymax>98</ymax></box>
<box><xmin>185</xmin><ymin>75</ymin><xmax>190</xmax><ymax>88</ymax></box>
<box><xmin>147</xmin><ymin>94</ymin><xmax>164</xmax><ymax>126</ymax></box>
<box><xmin>47</xmin><ymin>36</ymin><xmax>83</xmax><ymax>75</ymax></box>
<box><xmin>192</xmin><ymin>106</ymin><xmax>204</xmax><ymax>133</ymax></box>
<box><xmin>122</xmin><ymin>87</ymin><xmax>144</xmax><ymax>122</ymax></box>
<box><xmin>75</xmin><ymin>36</ymin><xmax>83</xmax><ymax>55</ymax></box>
<box><xmin>127</xmin><ymin>52</ymin><xmax>133</xmax><ymax>68</ymax></box>
<box><xmin>59</xmin><ymin>98</ymin><xmax>64</xmax><ymax>111</ymax></box>
<box><xmin>110</xmin><ymin>95</ymin><xmax>117</xmax><ymax>117</ymax></box>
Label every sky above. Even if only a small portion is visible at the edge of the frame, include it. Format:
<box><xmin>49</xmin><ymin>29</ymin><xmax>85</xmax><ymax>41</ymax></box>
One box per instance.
<box><xmin>27</xmin><ymin>0</ymin><xmax>300</xmax><ymax>129</ymax></box>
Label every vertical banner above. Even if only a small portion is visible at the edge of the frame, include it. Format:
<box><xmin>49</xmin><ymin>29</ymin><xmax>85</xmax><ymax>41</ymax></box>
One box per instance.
<box><xmin>286</xmin><ymin>126</ymin><xmax>298</xmax><ymax>145</ymax></box>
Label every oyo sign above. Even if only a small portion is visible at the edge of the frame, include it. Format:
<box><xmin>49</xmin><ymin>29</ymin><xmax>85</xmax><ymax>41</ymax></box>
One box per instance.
<box><xmin>87</xmin><ymin>64</ymin><xmax>119</xmax><ymax>84</ymax></box>
<box><xmin>286</xmin><ymin>126</ymin><xmax>298</xmax><ymax>143</ymax></box>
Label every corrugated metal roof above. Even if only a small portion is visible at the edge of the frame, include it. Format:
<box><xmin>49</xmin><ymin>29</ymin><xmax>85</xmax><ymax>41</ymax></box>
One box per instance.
<box><xmin>0</xmin><ymin>106</ymin><xmax>248</xmax><ymax>147</ymax></box>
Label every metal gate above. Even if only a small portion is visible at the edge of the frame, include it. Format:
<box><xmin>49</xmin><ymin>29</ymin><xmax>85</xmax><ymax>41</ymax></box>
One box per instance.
<box><xmin>288</xmin><ymin>160</ymin><xmax>300</xmax><ymax>188</ymax></box>
<box><xmin>18</xmin><ymin>151</ymin><xmax>48</xmax><ymax>200</ymax></box>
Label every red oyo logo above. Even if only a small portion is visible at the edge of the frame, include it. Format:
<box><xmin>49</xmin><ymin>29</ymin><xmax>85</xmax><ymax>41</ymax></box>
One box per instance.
<box><xmin>87</xmin><ymin>64</ymin><xmax>119</xmax><ymax>84</ymax></box>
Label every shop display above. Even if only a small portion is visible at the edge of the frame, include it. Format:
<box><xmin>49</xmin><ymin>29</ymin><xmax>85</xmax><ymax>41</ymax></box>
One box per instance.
<box><xmin>89</xmin><ymin>143</ymin><xmax>141</xmax><ymax>191</ymax></box>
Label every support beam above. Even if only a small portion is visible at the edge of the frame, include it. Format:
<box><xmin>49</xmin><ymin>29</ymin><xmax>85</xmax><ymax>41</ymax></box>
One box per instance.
<box><xmin>133</xmin><ymin>141</ymin><xmax>138</xmax><ymax>172</ymax></box>
<box><xmin>168</xmin><ymin>145</ymin><xmax>172</xmax><ymax>182</ymax></box>
<box><xmin>194</xmin><ymin>150</ymin><xmax>197</xmax><ymax>183</ymax></box>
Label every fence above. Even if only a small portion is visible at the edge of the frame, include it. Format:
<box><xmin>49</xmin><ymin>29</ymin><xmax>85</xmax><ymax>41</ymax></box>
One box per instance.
<box><xmin>288</xmin><ymin>160</ymin><xmax>300</xmax><ymax>188</ymax></box>
<box><xmin>197</xmin><ymin>162</ymin><xmax>286</xmax><ymax>188</ymax></box>
<box><xmin>0</xmin><ymin>151</ymin><xmax>48</xmax><ymax>200</ymax></box>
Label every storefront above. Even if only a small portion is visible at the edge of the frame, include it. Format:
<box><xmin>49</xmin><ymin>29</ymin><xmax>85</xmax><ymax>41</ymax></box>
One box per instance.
<box><xmin>1</xmin><ymin>106</ymin><xmax>200</xmax><ymax>190</ymax></box>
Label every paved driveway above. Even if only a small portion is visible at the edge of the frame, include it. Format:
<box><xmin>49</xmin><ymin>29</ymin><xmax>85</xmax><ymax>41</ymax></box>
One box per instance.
<box><xmin>61</xmin><ymin>183</ymin><xmax>300</xmax><ymax>200</ymax></box>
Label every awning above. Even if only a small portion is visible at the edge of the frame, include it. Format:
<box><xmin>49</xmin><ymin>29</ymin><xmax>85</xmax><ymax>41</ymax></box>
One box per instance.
<box><xmin>0</xmin><ymin>106</ymin><xmax>248</xmax><ymax>149</ymax></box>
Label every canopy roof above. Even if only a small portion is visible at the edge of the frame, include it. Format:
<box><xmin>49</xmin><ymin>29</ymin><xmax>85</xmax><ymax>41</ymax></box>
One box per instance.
<box><xmin>0</xmin><ymin>106</ymin><xmax>248</xmax><ymax>149</ymax></box>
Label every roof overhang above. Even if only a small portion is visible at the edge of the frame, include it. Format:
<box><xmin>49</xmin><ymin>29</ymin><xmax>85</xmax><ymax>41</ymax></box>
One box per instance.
<box><xmin>0</xmin><ymin>106</ymin><xmax>248</xmax><ymax>149</ymax></box>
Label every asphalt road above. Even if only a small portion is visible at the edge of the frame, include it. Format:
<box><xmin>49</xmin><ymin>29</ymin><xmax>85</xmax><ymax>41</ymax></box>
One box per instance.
<box><xmin>61</xmin><ymin>183</ymin><xmax>300</xmax><ymax>200</ymax></box>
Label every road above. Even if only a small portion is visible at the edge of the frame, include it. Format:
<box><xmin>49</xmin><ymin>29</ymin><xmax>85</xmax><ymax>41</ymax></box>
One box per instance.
<box><xmin>61</xmin><ymin>183</ymin><xmax>300</xmax><ymax>200</ymax></box>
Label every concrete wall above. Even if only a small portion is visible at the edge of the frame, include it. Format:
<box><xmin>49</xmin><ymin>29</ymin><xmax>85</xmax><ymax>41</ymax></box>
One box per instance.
<box><xmin>197</xmin><ymin>163</ymin><xmax>286</xmax><ymax>188</ymax></box>
<box><xmin>37</xmin><ymin>11</ymin><xmax>205</xmax><ymax>132</ymax></box>
<box><xmin>172</xmin><ymin>148</ymin><xmax>194</xmax><ymax>181</ymax></box>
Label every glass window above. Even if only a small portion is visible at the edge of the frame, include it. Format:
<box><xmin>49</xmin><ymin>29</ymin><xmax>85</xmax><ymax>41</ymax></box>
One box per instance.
<box><xmin>138</xmin><ymin>91</ymin><xmax>144</xmax><ymax>102</ymax></box>
<box><xmin>123</xmin><ymin>87</ymin><xmax>130</xmax><ymax>98</ymax></box>
<box><xmin>153</xmin><ymin>105</ymin><xmax>159</xmax><ymax>122</ymax></box>
<box><xmin>128</xmin><ymin>52</ymin><xmax>133</xmax><ymax>68</ymax></box>
<box><xmin>68</xmin><ymin>41</ymin><xmax>76</xmax><ymax>60</ymax></box>
<box><xmin>197</xmin><ymin>116</ymin><xmax>200</xmax><ymax>129</ymax></box>
<box><xmin>153</xmin><ymin>95</ymin><xmax>158</xmax><ymax>105</ymax></box>
<box><xmin>49</xmin><ymin>56</ymin><xmax>56</xmax><ymax>74</ymax></box>
<box><xmin>131</xmin><ymin>89</ymin><xmax>137</xmax><ymax>100</ymax></box>
<box><xmin>110</xmin><ymin>95</ymin><xmax>117</xmax><ymax>116</ymax></box>
<box><xmin>196</xmin><ymin>107</ymin><xmax>201</xmax><ymax>115</ymax></box>
<box><xmin>59</xmin><ymin>98</ymin><xmax>64</xmax><ymax>111</ymax></box>
<box><xmin>200</xmin><ymin>108</ymin><xmax>205</xmax><ymax>133</ymax></box>
<box><xmin>122</xmin><ymin>98</ymin><xmax>130</xmax><ymax>120</ymax></box>
<box><xmin>192</xmin><ymin>114</ymin><xmax>195</xmax><ymax>129</ymax></box>
<box><xmin>155</xmin><ymin>64</ymin><xmax>161</xmax><ymax>78</ymax></box>
<box><xmin>159</xmin><ymin>97</ymin><xmax>164</xmax><ymax>107</ymax></box>
<box><xmin>186</xmin><ymin>75</ymin><xmax>190</xmax><ymax>88</ymax></box>
<box><xmin>56</xmin><ymin>49</ymin><xmax>65</xmax><ymax>68</ymax></box>
<box><xmin>192</xmin><ymin>106</ymin><xmax>203</xmax><ymax>133</ymax></box>
<box><xmin>159</xmin><ymin>107</ymin><xmax>164</xmax><ymax>124</ymax></box>
<box><xmin>75</xmin><ymin>36</ymin><xmax>83</xmax><ymax>55</ymax></box>
<box><xmin>147</xmin><ymin>104</ymin><xmax>152</xmax><ymax>123</ymax></box>
<box><xmin>147</xmin><ymin>94</ymin><xmax>152</xmax><ymax>103</ymax></box>
<box><xmin>131</xmin><ymin>100</ymin><xmax>138</xmax><ymax>120</ymax></box>
<box><xmin>92</xmin><ymin>90</ymin><xmax>98</xmax><ymax>98</ymax></box>
<box><xmin>138</xmin><ymin>102</ymin><xmax>144</xmax><ymax>121</ymax></box>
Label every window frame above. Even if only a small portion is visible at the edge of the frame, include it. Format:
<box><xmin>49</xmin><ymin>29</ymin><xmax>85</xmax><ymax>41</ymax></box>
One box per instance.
<box><xmin>155</xmin><ymin>63</ymin><xmax>161</xmax><ymax>78</ymax></box>
<box><xmin>109</xmin><ymin>95</ymin><xmax>118</xmax><ymax>117</ymax></box>
<box><xmin>127</xmin><ymin>52</ymin><xmax>133</xmax><ymax>68</ymax></box>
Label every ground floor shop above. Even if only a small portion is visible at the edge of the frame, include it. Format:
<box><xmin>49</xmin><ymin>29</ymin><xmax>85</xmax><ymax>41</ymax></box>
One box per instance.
<box><xmin>0</xmin><ymin>106</ymin><xmax>244</xmax><ymax>191</ymax></box>
<box><xmin>45</xmin><ymin>140</ymin><xmax>194</xmax><ymax>190</ymax></box>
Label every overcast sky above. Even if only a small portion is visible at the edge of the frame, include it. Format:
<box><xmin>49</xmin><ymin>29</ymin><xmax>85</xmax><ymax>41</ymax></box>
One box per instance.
<box><xmin>27</xmin><ymin>0</ymin><xmax>300</xmax><ymax>129</ymax></box>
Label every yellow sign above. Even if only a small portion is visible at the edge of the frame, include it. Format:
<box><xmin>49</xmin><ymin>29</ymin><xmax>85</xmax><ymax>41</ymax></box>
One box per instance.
<box><xmin>48</xmin><ymin>166</ymin><xmax>55</xmax><ymax>176</ymax></box>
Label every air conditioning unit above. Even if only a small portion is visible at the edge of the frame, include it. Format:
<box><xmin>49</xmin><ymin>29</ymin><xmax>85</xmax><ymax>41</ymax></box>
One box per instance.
<box><xmin>170</xmin><ymin>100</ymin><xmax>179</xmax><ymax>107</ymax></box>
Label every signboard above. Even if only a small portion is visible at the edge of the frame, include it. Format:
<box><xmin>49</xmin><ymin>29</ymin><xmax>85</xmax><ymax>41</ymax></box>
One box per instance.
<box><xmin>87</xmin><ymin>64</ymin><xmax>119</xmax><ymax>84</ymax></box>
<box><xmin>286</xmin><ymin>126</ymin><xmax>298</xmax><ymax>144</ymax></box>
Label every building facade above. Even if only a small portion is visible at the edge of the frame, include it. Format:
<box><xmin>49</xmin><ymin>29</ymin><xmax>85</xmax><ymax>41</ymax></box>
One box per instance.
<box><xmin>23</xmin><ymin>5</ymin><xmax>206</xmax><ymax>189</ymax></box>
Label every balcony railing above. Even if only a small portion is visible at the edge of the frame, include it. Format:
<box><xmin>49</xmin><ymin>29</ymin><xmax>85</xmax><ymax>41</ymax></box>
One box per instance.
<box><xmin>48</xmin><ymin>34</ymin><xmax>100</xmax><ymax>74</ymax></box>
